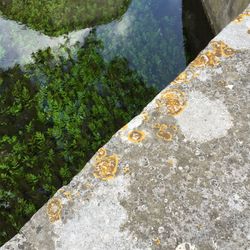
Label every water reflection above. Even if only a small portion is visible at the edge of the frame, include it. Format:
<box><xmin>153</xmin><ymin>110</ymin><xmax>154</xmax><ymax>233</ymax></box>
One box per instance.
<box><xmin>0</xmin><ymin>0</ymin><xmax>213</xmax><ymax>88</ymax></box>
<box><xmin>0</xmin><ymin>16</ymin><xmax>90</xmax><ymax>69</ymax></box>
<box><xmin>0</xmin><ymin>0</ymin><xmax>130</xmax><ymax>36</ymax></box>
<box><xmin>97</xmin><ymin>0</ymin><xmax>186</xmax><ymax>89</ymax></box>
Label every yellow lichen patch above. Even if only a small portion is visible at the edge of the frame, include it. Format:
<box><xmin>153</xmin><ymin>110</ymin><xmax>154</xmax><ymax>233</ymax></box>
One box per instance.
<box><xmin>153</xmin><ymin>123</ymin><xmax>177</xmax><ymax>142</ymax></box>
<box><xmin>128</xmin><ymin>130</ymin><xmax>145</xmax><ymax>143</ymax></box>
<box><xmin>96</xmin><ymin>147</ymin><xmax>107</xmax><ymax>159</ymax></box>
<box><xmin>190</xmin><ymin>51</ymin><xmax>219</xmax><ymax>68</ymax></box>
<box><xmin>63</xmin><ymin>191</ymin><xmax>72</xmax><ymax>200</ymax></box>
<box><xmin>170</xmin><ymin>125</ymin><xmax>178</xmax><ymax>131</ymax></box>
<box><xmin>153</xmin><ymin>238</ymin><xmax>161</xmax><ymax>246</ymax></box>
<box><xmin>93</xmin><ymin>154</ymin><xmax>118</xmax><ymax>181</ymax></box>
<box><xmin>167</xmin><ymin>157</ymin><xmax>177</xmax><ymax>167</ymax></box>
<box><xmin>123</xmin><ymin>165</ymin><xmax>130</xmax><ymax>175</ymax></box>
<box><xmin>205</xmin><ymin>51</ymin><xmax>221</xmax><ymax>66</ymax></box>
<box><xmin>158</xmin><ymin>129</ymin><xmax>172</xmax><ymax>141</ymax></box>
<box><xmin>210</xmin><ymin>41</ymin><xmax>236</xmax><ymax>57</ymax></box>
<box><xmin>190</xmin><ymin>53</ymin><xmax>210</xmax><ymax>68</ymax></box>
<box><xmin>167</xmin><ymin>159</ymin><xmax>174</xmax><ymax>166</ymax></box>
<box><xmin>217</xmin><ymin>80</ymin><xmax>226</xmax><ymax>87</ymax></box>
<box><xmin>141</xmin><ymin>111</ymin><xmax>149</xmax><ymax>122</ymax></box>
<box><xmin>155</xmin><ymin>99</ymin><xmax>162</xmax><ymax>110</ymax></box>
<box><xmin>173</xmin><ymin>71</ymin><xmax>188</xmax><ymax>84</ymax></box>
<box><xmin>121</xmin><ymin>124</ymin><xmax>128</xmax><ymax>131</ymax></box>
<box><xmin>234</xmin><ymin>11</ymin><xmax>250</xmax><ymax>23</ymax></box>
<box><xmin>47</xmin><ymin>198</ymin><xmax>62</xmax><ymax>223</ymax></box>
<box><xmin>159</xmin><ymin>89</ymin><xmax>187</xmax><ymax>116</ymax></box>
<box><xmin>172</xmin><ymin>69</ymin><xmax>198</xmax><ymax>85</ymax></box>
<box><xmin>190</xmin><ymin>41</ymin><xmax>236</xmax><ymax>69</ymax></box>
<box><xmin>84</xmin><ymin>182</ymin><xmax>94</xmax><ymax>189</ymax></box>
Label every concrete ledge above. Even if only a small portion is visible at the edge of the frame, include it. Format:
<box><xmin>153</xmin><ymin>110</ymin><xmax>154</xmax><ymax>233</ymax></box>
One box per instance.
<box><xmin>2</xmin><ymin>4</ymin><xmax>250</xmax><ymax>250</ymax></box>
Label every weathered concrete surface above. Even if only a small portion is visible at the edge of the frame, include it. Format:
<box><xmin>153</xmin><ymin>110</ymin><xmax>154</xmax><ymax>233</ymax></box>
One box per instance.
<box><xmin>2</xmin><ymin>5</ymin><xmax>250</xmax><ymax>250</ymax></box>
<box><xmin>201</xmin><ymin>0</ymin><xmax>250</xmax><ymax>33</ymax></box>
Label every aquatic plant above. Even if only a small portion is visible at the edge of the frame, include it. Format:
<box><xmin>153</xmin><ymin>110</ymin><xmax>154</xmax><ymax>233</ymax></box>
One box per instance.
<box><xmin>0</xmin><ymin>32</ymin><xmax>157</xmax><ymax>245</ymax></box>
<box><xmin>0</xmin><ymin>0</ymin><xmax>131</xmax><ymax>36</ymax></box>
<box><xmin>97</xmin><ymin>0</ymin><xmax>186</xmax><ymax>89</ymax></box>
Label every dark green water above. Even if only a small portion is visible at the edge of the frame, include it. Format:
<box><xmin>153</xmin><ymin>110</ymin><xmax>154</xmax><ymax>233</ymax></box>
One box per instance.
<box><xmin>96</xmin><ymin>0</ymin><xmax>186</xmax><ymax>89</ymax></box>
<box><xmin>0</xmin><ymin>0</ymin><xmax>213</xmax><ymax>245</ymax></box>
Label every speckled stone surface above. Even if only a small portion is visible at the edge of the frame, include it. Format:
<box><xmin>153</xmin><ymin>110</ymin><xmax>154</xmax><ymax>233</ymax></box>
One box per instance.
<box><xmin>2</xmin><ymin>5</ymin><xmax>250</xmax><ymax>250</ymax></box>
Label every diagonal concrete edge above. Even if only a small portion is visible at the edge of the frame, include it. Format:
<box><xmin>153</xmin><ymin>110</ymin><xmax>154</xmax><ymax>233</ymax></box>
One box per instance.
<box><xmin>2</xmin><ymin>4</ymin><xmax>250</xmax><ymax>250</ymax></box>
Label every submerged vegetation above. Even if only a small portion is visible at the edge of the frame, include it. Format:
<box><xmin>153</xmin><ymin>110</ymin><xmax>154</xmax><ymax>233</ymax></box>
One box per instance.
<box><xmin>97</xmin><ymin>0</ymin><xmax>187</xmax><ymax>88</ymax></box>
<box><xmin>0</xmin><ymin>0</ymin><xmax>130</xmax><ymax>36</ymax></box>
<box><xmin>0</xmin><ymin>32</ymin><xmax>157</xmax><ymax>244</ymax></box>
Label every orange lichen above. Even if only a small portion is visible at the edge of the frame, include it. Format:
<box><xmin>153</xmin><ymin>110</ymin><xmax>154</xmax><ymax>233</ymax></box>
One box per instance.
<box><xmin>206</xmin><ymin>51</ymin><xmax>221</xmax><ymax>66</ymax></box>
<box><xmin>128</xmin><ymin>130</ymin><xmax>145</xmax><ymax>143</ymax></box>
<box><xmin>190</xmin><ymin>41</ymin><xmax>235</xmax><ymax>69</ymax></box>
<box><xmin>154</xmin><ymin>123</ymin><xmax>177</xmax><ymax>141</ymax></box>
<box><xmin>63</xmin><ymin>191</ymin><xmax>72</xmax><ymax>200</ymax></box>
<box><xmin>59</xmin><ymin>189</ymin><xmax>72</xmax><ymax>200</ymax></box>
<box><xmin>158</xmin><ymin>130</ymin><xmax>172</xmax><ymax>141</ymax></box>
<box><xmin>167</xmin><ymin>159</ymin><xmax>174</xmax><ymax>166</ymax></box>
<box><xmin>47</xmin><ymin>198</ymin><xmax>62</xmax><ymax>223</ymax></box>
<box><xmin>93</xmin><ymin>154</ymin><xmax>118</xmax><ymax>181</ymax></box>
<box><xmin>96</xmin><ymin>147</ymin><xmax>107</xmax><ymax>158</ymax></box>
<box><xmin>190</xmin><ymin>51</ymin><xmax>219</xmax><ymax>68</ymax></box>
<box><xmin>153</xmin><ymin>238</ymin><xmax>161</xmax><ymax>246</ymax></box>
<box><xmin>123</xmin><ymin>165</ymin><xmax>130</xmax><ymax>175</ymax></box>
<box><xmin>83</xmin><ymin>182</ymin><xmax>94</xmax><ymax>189</ymax></box>
<box><xmin>141</xmin><ymin>111</ymin><xmax>149</xmax><ymax>122</ymax></box>
<box><xmin>170</xmin><ymin>125</ymin><xmax>178</xmax><ymax>131</ymax></box>
<box><xmin>159</xmin><ymin>89</ymin><xmax>187</xmax><ymax>116</ymax></box>
<box><xmin>210</xmin><ymin>41</ymin><xmax>236</xmax><ymax>57</ymax></box>
<box><xmin>172</xmin><ymin>69</ymin><xmax>198</xmax><ymax>85</ymax></box>
<box><xmin>173</xmin><ymin>71</ymin><xmax>188</xmax><ymax>84</ymax></box>
<box><xmin>217</xmin><ymin>80</ymin><xmax>226</xmax><ymax>86</ymax></box>
<box><xmin>234</xmin><ymin>11</ymin><xmax>250</xmax><ymax>23</ymax></box>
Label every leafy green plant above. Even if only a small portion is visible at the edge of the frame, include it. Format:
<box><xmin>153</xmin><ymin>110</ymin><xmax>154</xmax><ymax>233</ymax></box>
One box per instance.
<box><xmin>0</xmin><ymin>31</ymin><xmax>157</xmax><ymax>245</ymax></box>
<box><xmin>97</xmin><ymin>0</ymin><xmax>187</xmax><ymax>89</ymax></box>
<box><xmin>0</xmin><ymin>0</ymin><xmax>131</xmax><ymax>36</ymax></box>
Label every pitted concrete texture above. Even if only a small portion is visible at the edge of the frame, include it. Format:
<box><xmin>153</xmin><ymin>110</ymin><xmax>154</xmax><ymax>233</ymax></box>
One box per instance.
<box><xmin>2</xmin><ymin>5</ymin><xmax>250</xmax><ymax>250</ymax></box>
